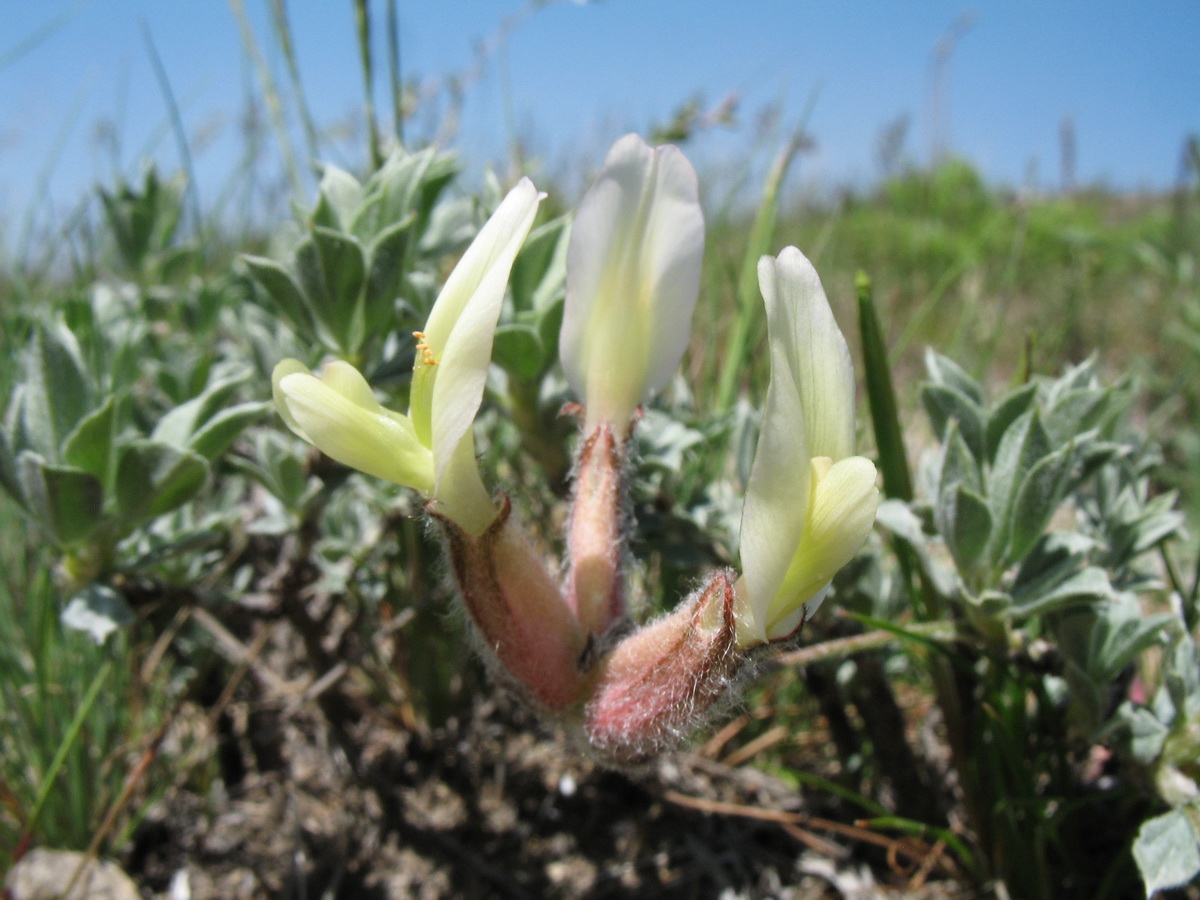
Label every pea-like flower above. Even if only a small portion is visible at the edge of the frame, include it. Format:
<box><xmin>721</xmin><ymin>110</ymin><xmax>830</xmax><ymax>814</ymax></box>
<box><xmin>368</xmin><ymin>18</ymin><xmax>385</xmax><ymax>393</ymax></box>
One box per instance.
<box><xmin>559</xmin><ymin>133</ymin><xmax>705</xmax><ymax>433</ymax></box>
<box><xmin>273</xmin><ymin>177</ymin><xmax>542</xmax><ymax>535</ymax></box>
<box><xmin>734</xmin><ymin>247</ymin><xmax>881</xmax><ymax>647</ymax></box>
<box><xmin>555</xmin><ymin>134</ymin><xmax>705</xmax><ymax>636</ymax></box>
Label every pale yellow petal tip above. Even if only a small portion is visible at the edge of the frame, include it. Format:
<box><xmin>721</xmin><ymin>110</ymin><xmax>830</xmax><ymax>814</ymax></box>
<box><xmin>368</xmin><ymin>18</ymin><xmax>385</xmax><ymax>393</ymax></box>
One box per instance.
<box><xmin>272</xmin><ymin>359</ymin><xmax>312</xmax><ymax>438</ymax></box>
<box><xmin>316</xmin><ymin>359</ymin><xmax>382</xmax><ymax>411</ymax></box>
<box><xmin>810</xmin><ymin>456</ymin><xmax>881</xmax><ymax>533</ymax></box>
<box><xmin>741</xmin><ymin>456</ymin><xmax>879</xmax><ymax>646</ymax></box>
<box><xmin>285</xmin><ymin>381</ymin><xmax>434</xmax><ymax>492</ymax></box>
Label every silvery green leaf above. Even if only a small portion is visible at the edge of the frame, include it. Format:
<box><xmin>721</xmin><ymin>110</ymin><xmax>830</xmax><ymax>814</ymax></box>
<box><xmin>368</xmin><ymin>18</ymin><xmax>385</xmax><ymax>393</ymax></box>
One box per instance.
<box><xmin>243</xmin><ymin>254</ymin><xmax>316</xmax><ymax>339</ymax></box>
<box><xmin>121</xmin><ymin>522</ymin><xmax>226</xmax><ymax>570</ymax></box>
<box><xmin>492</xmin><ymin>324</ymin><xmax>544</xmax><ymax>381</ymax></box>
<box><xmin>295</xmin><ymin>228</ymin><xmax>367</xmax><ymax>353</ymax></box>
<box><xmin>152</xmin><ymin>373</ymin><xmax>248</xmax><ymax>449</ymax></box>
<box><xmin>273</xmin><ymin>450</ymin><xmax>309</xmax><ymax>508</ymax></box>
<box><xmin>937</xmin><ymin>419</ymin><xmax>981</xmax><ymax>496</ymax></box>
<box><xmin>1057</xmin><ymin>595</ymin><xmax>1174</xmax><ymax>683</ymax></box>
<box><xmin>314</xmin><ymin>164</ymin><xmax>364</xmax><ymax>230</ymax></box>
<box><xmin>116</xmin><ymin>440</ymin><xmax>209</xmax><ymax>524</ymax></box>
<box><xmin>352</xmin><ymin>148</ymin><xmax>431</xmax><ymax>240</ymax></box>
<box><xmin>0</xmin><ymin>425</ymin><xmax>23</xmax><ymax>506</ymax></box>
<box><xmin>1131</xmin><ymin>496</ymin><xmax>1186</xmax><ymax>556</ymax></box>
<box><xmin>635</xmin><ymin>410</ymin><xmax>705</xmax><ymax>474</ymax></box>
<box><xmin>1046</xmin><ymin>356</ymin><xmax>1099</xmax><ymax>401</ymax></box>
<box><xmin>345</xmin><ymin>191</ymin><xmax>387</xmax><ymax>243</ymax></box>
<box><xmin>988</xmin><ymin>407</ymin><xmax>1051</xmax><ymax>561</ymax></box>
<box><xmin>968</xmin><ymin>589</ymin><xmax>1011</xmax><ymax>617</ymax></box>
<box><xmin>62</xmin><ymin>395</ymin><xmax>117</xmax><ymax>485</ymax></box>
<box><xmin>922</xmin><ymin>383</ymin><xmax>985</xmax><ymax>462</ymax></box>
<box><xmin>924</xmin><ymin>348</ymin><xmax>983</xmax><ymax>404</ymax></box>
<box><xmin>1098</xmin><ymin>489</ymin><xmax>1186</xmax><ymax>572</ymax></box>
<box><xmin>1006</xmin><ymin>445</ymin><xmax>1075</xmax><ymax>564</ymax></box>
<box><xmin>4</xmin><ymin>382</ymin><xmax>28</xmax><ymax>449</ymax></box>
<box><xmin>938</xmin><ymin>483</ymin><xmax>992</xmax><ymax>575</ymax></box>
<box><xmin>536</xmin><ymin>297</ymin><xmax>565</xmax><ymax>373</ymax></box>
<box><xmin>1159</xmin><ymin>765</ymin><xmax>1200</xmax><ymax>810</ymax></box>
<box><xmin>1014</xmin><ymin>529</ymin><xmax>1097</xmax><ymax>581</ymax></box>
<box><xmin>1010</xmin><ymin>564</ymin><xmax>1112</xmax><ymax>618</ymax></box>
<box><xmin>187</xmin><ymin>401</ymin><xmax>268</xmax><ymax>461</ymax></box>
<box><xmin>17</xmin><ymin>451</ymin><xmax>104</xmax><ymax>545</ymax></box>
<box><xmin>22</xmin><ymin>322</ymin><xmax>93</xmax><ymax>459</ymax></box>
<box><xmin>364</xmin><ymin>215</ymin><xmax>416</xmax><ymax>327</ymax></box>
<box><xmin>875</xmin><ymin>498</ymin><xmax>958</xmax><ymax>600</ymax></box>
<box><xmin>418</xmin><ymin>195</ymin><xmax>475</xmax><ymax>258</ymax></box>
<box><xmin>61</xmin><ymin>583</ymin><xmax>133</xmax><ymax>645</ymax></box>
<box><xmin>158</xmin><ymin>243</ymin><xmax>199</xmax><ymax>285</ymax></box>
<box><xmin>315</xmin><ymin>225</ymin><xmax>367</xmax><ymax>316</ymax></box>
<box><xmin>1043</xmin><ymin>387</ymin><xmax>1108</xmax><ymax>445</ymax></box>
<box><xmin>413</xmin><ymin>150</ymin><xmax>461</xmax><ymax>230</ymax></box>
<box><xmin>985</xmin><ymin>382</ymin><xmax>1038</xmax><ymax>462</ymax></box>
<box><xmin>1164</xmin><ymin>633</ymin><xmax>1200</xmax><ymax>718</ymax></box>
<box><xmin>1133</xmin><ymin>807</ymin><xmax>1200</xmax><ymax>896</ymax></box>
<box><xmin>225</xmin><ymin>430</ymin><xmax>312</xmax><ymax>509</ymax></box>
<box><xmin>510</xmin><ymin>217</ymin><xmax>570</xmax><ymax>314</ymax></box>
<box><xmin>1113</xmin><ymin>703</ymin><xmax>1170</xmax><ymax>764</ymax></box>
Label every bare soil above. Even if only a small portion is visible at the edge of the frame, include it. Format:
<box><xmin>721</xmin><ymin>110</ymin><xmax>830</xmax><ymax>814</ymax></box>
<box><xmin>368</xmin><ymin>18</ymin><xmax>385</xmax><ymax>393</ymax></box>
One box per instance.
<box><xmin>119</xmin><ymin>684</ymin><xmax>970</xmax><ymax>900</ymax></box>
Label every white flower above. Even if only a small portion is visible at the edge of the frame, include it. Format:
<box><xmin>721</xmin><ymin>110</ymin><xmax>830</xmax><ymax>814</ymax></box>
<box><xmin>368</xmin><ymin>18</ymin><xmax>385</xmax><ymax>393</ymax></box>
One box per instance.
<box><xmin>273</xmin><ymin>178</ymin><xmax>543</xmax><ymax>534</ymax></box>
<box><xmin>735</xmin><ymin>247</ymin><xmax>880</xmax><ymax>646</ymax></box>
<box><xmin>560</xmin><ymin>134</ymin><xmax>705</xmax><ymax>432</ymax></box>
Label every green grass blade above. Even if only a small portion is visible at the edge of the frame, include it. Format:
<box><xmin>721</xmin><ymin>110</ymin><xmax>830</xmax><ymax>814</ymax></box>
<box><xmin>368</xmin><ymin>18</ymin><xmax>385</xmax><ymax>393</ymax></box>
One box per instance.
<box><xmin>141</xmin><ymin>23</ymin><xmax>203</xmax><ymax>240</ymax></box>
<box><xmin>787</xmin><ymin>770</ymin><xmax>890</xmax><ymax>818</ymax></box>
<box><xmin>268</xmin><ymin>0</ymin><xmax>320</xmax><ymax>163</ymax></box>
<box><xmin>22</xmin><ymin>657</ymin><xmax>113</xmax><ymax>844</ymax></box>
<box><xmin>353</xmin><ymin>0</ymin><xmax>383</xmax><ymax>170</ymax></box>
<box><xmin>862</xmin><ymin>814</ymin><xmax>981</xmax><ymax>880</ymax></box>
<box><xmin>227</xmin><ymin>0</ymin><xmax>303</xmax><ymax>196</ymax></box>
<box><xmin>0</xmin><ymin>1</ymin><xmax>86</xmax><ymax>72</ymax></box>
<box><xmin>857</xmin><ymin>271</ymin><xmax>914</xmax><ymax>501</ymax></box>
<box><xmin>386</xmin><ymin>0</ymin><xmax>403</xmax><ymax>146</ymax></box>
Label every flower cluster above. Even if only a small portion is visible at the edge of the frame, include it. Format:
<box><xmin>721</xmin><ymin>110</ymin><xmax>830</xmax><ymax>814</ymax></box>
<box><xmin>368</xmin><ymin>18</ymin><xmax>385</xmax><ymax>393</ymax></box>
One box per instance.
<box><xmin>273</xmin><ymin>135</ymin><xmax>879</xmax><ymax>764</ymax></box>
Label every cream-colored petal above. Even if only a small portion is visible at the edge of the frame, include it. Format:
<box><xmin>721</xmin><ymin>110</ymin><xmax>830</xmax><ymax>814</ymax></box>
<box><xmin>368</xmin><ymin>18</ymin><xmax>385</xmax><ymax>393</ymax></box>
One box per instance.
<box><xmin>272</xmin><ymin>359</ymin><xmax>312</xmax><ymax>438</ymax></box>
<box><xmin>764</xmin><ymin>248</ymin><xmax>856</xmax><ymax>461</ymax></box>
<box><xmin>420</xmin><ymin>178</ymin><xmax>542</xmax><ymax>488</ymax></box>
<box><xmin>764</xmin><ymin>455</ymin><xmax>879</xmax><ymax>638</ymax></box>
<box><xmin>560</xmin><ymin>134</ymin><xmax>704</xmax><ymax>429</ymax></box>
<box><xmin>430</xmin><ymin>428</ymin><xmax>497</xmax><ymax>536</ymax></box>
<box><xmin>736</xmin><ymin>253</ymin><xmax>821</xmax><ymax>644</ymax></box>
<box><xmin>318</xmin><ymin>359</ymin><xmax>383</xmax><ymax>411</ymax></box>
<box><xmin>737</xmin><ymin>248</ymin><xmax>864</xmax><ymax>644</ymax></box>
<box><xmin>278</xmin><ymin>371</ymin><xmax>434</xmax><ymax>491</ymax></box>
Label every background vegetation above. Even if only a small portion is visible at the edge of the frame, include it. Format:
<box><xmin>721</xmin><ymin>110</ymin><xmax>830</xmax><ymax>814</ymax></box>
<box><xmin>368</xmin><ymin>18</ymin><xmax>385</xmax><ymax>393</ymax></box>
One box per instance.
<box><xmin>2</xmin><ymin>3</ymin><xmax>1198</xmax><ymax>898</ymax></box>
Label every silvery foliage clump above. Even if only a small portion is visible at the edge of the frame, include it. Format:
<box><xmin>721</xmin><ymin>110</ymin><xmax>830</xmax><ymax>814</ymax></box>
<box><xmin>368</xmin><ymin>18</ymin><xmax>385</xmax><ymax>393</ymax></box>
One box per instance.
<box><xmin>0</xmin><ymin>216</ymin><xmax>266</xmax><ymax>642</ymax></box>
<box><xmin>878</xmin><ymin>351</ymin><xmax>1199</xmax><ymax>895</ymax></box>
<box><xmin>240</xmin><ymin>146</ymin><xmax>524</xmax><ymax>370</ymax></box>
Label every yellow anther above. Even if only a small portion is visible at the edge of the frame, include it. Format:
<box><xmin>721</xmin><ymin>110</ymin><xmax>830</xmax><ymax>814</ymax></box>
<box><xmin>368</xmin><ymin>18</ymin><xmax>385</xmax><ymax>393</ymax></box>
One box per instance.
<box><xmin>412</xmin><ymin>331</ymin><xmax>438</xmax><ymax>366</ymax></box>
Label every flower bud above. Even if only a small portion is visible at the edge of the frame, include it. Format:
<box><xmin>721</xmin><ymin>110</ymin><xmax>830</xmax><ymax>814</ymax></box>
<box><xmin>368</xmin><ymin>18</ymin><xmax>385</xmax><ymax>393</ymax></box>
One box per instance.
<box><xmin>584</xmin><ymin>571</ymin><xmax>742</xmax><ymax>765</ymax></box>
<box><xmin>565</xmin><ymin>420</ymin><xmax>628</xmax><ymax>637</ymax></box>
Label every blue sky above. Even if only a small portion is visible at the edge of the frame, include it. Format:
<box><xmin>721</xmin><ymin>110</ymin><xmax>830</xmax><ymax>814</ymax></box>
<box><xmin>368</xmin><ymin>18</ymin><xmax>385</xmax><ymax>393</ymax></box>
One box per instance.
<box><xmin>1</xmin><ymin>1</ymin><xmax>1197</xmax><ymax>227</ymax></box>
